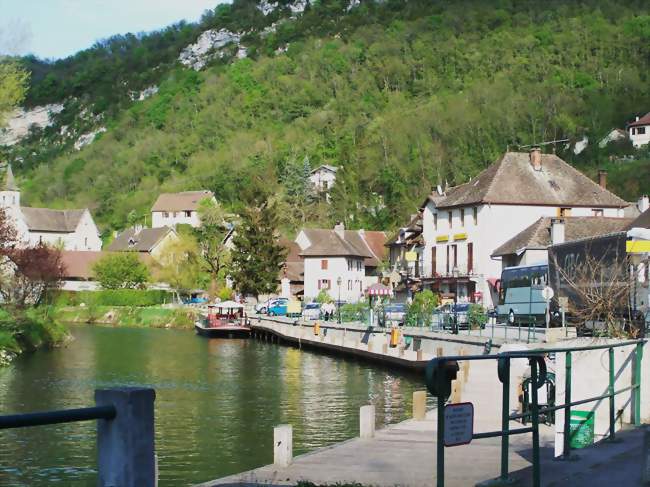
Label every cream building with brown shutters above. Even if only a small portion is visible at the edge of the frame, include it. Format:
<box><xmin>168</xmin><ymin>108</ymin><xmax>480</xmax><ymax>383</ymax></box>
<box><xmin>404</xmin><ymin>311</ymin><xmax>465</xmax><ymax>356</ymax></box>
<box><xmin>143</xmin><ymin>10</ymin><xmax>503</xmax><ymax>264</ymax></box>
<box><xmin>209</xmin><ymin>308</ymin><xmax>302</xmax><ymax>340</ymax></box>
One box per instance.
<box><xmin>151</xmin><ymin>191</ymin><xmax>215</xmax><ymax>228</ymax></box>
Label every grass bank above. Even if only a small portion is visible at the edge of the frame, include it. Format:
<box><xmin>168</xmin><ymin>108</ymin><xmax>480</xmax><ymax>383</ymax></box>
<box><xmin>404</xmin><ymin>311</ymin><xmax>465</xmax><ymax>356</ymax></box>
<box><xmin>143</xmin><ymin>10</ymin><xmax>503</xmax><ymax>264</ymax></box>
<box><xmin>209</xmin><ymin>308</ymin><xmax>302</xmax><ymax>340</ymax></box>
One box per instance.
<box><xmin>55</xmin><ymin>305</ymin><xmax>198</xmax><ymax>330</ymax></box>
<box><xmin>0</xmin><ymin>307</ymin><xmax>69</xmax><ymax>366</ymax></box>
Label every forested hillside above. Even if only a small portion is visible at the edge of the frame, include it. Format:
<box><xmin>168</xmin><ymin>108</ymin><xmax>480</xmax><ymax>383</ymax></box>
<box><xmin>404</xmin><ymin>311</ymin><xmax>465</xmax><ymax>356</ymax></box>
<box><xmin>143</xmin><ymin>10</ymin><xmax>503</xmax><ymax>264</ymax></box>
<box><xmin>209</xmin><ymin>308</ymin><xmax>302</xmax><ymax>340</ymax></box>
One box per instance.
<box><xmin>4</xmin><ymin>0</ymin><xmax>650</xmax><ymax>236</ymax></box>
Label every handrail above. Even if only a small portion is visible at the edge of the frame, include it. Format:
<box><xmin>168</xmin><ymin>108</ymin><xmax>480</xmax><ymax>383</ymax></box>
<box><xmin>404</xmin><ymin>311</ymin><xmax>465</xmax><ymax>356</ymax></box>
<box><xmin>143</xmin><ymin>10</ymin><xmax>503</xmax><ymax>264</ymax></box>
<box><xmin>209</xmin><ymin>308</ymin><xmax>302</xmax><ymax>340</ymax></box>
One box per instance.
<box><xmin>430</xmin><ymin>339</ymin><xmax>645</xmax><ymax>487</ymax></box>
<box><xmin>0</xmin><ymin>405</ymin><xmax>116</xmax><ymax>429</ymax></box>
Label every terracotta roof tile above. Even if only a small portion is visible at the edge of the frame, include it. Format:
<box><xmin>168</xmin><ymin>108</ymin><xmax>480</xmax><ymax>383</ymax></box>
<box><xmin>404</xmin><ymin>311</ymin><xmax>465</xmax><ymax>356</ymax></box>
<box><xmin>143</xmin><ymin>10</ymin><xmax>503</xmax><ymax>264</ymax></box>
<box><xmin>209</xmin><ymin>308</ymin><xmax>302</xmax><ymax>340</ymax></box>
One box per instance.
<box><xmin>151</xmin><ymin>191</ymin><xmax>214</xmax><ymax>212</ymax></box>
<box><xmin>429</xmin><ymin>152</ymin><xmax>627</xmax><ymax>209</ymax></box>
<box><xmin>492</xmin><ymin>217</ymin><xmax>632</xmax><ymax>257</ymax></box>
<box><xmin>628</xmin><ymin>112</ymin><xmax>650</xmax><ymax>128</ymax></box>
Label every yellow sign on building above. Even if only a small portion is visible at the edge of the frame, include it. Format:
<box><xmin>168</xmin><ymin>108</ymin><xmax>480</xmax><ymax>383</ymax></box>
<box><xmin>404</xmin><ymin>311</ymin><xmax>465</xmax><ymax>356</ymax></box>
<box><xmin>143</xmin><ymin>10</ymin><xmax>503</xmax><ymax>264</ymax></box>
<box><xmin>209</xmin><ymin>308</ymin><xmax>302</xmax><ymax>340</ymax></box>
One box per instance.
<box><xmin>436</xmin><ymin>235</ymin><xmax>449</xmax><ymax>243</ymax></box>
<box><xmin>453</xmin><ymin>233</ymin><xmax>468</xmax><ymax>241</ymax></box>
<box><xmin>626</xmin><ymin>240</ymin><xmax>650</xmax><ymax>253</ymax></box>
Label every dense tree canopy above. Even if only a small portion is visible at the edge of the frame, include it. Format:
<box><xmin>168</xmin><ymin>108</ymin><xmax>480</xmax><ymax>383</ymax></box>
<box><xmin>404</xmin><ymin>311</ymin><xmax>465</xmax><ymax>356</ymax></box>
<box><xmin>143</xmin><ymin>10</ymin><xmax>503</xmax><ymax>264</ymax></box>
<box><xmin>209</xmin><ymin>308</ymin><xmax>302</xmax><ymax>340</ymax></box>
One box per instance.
<box><xmin>4</xmin><ymin>0</ymin><xmax>650</xmax><ymax>236</ymax></box>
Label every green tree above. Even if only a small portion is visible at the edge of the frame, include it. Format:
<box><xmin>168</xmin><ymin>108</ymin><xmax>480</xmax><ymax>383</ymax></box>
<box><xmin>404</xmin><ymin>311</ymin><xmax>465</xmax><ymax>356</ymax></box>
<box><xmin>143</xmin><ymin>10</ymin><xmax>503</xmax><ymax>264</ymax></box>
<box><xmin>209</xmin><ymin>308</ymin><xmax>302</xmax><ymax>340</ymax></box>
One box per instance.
<box><xmin>93</xmin><ymin>253</ymin><xmax>150</xmax><ymax>289</ymax></box>
<box><xmin>194</xmin><ymin>198</ymin><xmax>233</xmax><ymax>292</ymax></box>
<box><xmin>0</xmin><ymin>60</ymin><xmax>29</xmax><ymax>125</ymax></box>
<box><xmin>229</xmin><ymin>199</ymin><xmax>287</xmax><ymax>297</ymax></box>
<box><xmin>154</xmin><ymin>233</ymin><xmax>206</xmax><ymax>291</ymax></box>
<box><xmin>405</xmin><ymin>290</ymin><xmax>439</xmax><ymax>327</ymax></box>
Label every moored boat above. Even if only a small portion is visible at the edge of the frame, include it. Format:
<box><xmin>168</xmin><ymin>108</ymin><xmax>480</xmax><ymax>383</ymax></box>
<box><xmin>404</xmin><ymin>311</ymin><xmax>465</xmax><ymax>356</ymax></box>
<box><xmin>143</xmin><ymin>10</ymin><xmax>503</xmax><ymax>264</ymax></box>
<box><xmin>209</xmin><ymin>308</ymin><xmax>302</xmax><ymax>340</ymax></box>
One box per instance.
<box><xmin>195</xmin><ymin>301</ymin><xmax>251</xmax><ymax>338</ymax></box>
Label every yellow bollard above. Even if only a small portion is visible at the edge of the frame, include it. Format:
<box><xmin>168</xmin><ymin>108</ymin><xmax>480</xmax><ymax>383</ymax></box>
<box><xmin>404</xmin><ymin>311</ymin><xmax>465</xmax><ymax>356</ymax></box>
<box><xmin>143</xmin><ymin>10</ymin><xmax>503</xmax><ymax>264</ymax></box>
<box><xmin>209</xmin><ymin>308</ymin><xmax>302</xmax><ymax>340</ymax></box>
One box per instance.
<box><xmin>390</xmin><ymin>327</ymin><xmax>400</xmax><ymax>347</ymax></box>
<box><xmin>314</xmin><ymin>322</ymin><xmax>320</xmax><ymax>336</ymax></box>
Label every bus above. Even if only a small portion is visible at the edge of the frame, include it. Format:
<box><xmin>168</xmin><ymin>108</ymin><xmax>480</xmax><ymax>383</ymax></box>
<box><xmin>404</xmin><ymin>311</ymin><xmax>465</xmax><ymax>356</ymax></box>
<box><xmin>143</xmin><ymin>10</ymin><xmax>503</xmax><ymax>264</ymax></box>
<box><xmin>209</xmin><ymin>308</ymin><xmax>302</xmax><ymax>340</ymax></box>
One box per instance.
<box><xmin>497</xmin><ymin>263</ymin><xmax>549</xmax><ymax>325</ymax></box>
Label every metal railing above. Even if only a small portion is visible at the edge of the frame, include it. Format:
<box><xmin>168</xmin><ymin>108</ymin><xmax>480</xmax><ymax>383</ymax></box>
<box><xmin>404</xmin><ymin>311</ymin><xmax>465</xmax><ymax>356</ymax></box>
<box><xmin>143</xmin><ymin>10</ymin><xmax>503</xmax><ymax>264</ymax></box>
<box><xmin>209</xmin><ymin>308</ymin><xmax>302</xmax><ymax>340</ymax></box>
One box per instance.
<box><xmin>0</xmin><ymin>387</ymin><xmax>156</xmax><ymax>487</ymax></box>
<box><xmin>429</xmin><ymin>339</ymin><xmax>645</xmax><ymax>487</ymax></box>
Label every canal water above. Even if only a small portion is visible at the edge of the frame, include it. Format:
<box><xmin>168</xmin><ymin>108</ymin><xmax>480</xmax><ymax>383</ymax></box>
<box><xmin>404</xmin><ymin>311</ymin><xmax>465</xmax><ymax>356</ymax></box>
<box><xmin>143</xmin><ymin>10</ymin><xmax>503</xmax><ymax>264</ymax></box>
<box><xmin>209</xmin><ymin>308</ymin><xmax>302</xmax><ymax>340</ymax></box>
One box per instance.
<box><xmin>0</xmin><ymin>325</ymin><xmax>426</xmax><ymax>486</ymax></box>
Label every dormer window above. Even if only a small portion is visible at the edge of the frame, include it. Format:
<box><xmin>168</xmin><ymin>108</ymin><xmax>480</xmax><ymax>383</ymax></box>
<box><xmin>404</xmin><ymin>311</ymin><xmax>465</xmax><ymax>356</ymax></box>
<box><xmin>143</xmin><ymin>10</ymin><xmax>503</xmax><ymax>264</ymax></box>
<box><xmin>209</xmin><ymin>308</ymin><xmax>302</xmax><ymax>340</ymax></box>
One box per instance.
<box><xmin>128</xmin><ymin>237</ymin><xmax>136</xmax><ymax>247</ymax></box>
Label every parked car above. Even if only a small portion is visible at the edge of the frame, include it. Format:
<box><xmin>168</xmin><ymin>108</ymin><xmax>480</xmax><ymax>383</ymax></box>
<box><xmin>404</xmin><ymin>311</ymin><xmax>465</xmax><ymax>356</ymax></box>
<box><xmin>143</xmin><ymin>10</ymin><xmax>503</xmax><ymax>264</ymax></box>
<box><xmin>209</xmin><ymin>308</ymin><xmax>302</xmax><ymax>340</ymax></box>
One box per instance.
<box><xmin>302</xmin><ymin>302</ymin><xmax>321</xmax><ymax>320</ymax></box>
<box><xmin>267</xmin><ymin>299</ymin><xmax>289</xmax><ymax>316</ymax></box>
<box><xmin>382</xmin><ymin>303</ymin><xmax>407</xmax><ymax>326</ymax></box>
<box><xmin>255</xmin><ymin>297</ymin><xmax>288</xmax><ymax>314</ymax></box>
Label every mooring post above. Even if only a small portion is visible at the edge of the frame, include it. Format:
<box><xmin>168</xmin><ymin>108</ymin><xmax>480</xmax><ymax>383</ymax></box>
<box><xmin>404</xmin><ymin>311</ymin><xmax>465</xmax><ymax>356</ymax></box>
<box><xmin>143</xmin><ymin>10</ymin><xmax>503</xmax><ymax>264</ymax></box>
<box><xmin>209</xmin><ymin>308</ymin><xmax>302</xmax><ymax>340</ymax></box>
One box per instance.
<box><xmin>274</xmin><ymin>425</ymin><xmax>293</xmax><ymax>467</ymax></box>
<box><xmin>413</xmin><ymin>391</ymin><xmax>427</xmax><ymax>420</ymax></box>
<box><xmin>95</xmin><ymin>387</ymin><xmax>156</xmax><ymax>487</ymax></box>
<box><xmin>643</xmin><ymin>426</ymin><xmax>650</xmax><ymax>484</ymax></box>
<box><xmin>360</xmin><ymin>405</ymin><xmax>376</xmax><ymax>439</ymax></box>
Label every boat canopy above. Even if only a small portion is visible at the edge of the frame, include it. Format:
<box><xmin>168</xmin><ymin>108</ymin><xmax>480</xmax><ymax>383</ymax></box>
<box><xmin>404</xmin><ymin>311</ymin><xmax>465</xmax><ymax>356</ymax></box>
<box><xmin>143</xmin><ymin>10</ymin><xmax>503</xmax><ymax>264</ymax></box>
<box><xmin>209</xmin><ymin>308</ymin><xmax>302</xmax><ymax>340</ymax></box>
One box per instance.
<box><xmin>211</xmin><ymin>300</ymin><xmax>244</xmax><ymax>309</ymax></box>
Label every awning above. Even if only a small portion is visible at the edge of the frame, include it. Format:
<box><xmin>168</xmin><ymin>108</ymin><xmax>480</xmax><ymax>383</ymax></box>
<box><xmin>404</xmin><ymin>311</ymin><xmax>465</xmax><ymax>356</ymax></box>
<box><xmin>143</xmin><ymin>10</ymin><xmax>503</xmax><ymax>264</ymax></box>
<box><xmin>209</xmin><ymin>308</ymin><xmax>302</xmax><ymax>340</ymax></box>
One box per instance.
<box><xmin>487</xmin><ymin>278</ymin><xmax>500</xmax><ymax>291</ymax></box>
<box><xmin>366</xmin><ymin>282</ymin><xmax>392</xmax><ymax>296</ymax></box>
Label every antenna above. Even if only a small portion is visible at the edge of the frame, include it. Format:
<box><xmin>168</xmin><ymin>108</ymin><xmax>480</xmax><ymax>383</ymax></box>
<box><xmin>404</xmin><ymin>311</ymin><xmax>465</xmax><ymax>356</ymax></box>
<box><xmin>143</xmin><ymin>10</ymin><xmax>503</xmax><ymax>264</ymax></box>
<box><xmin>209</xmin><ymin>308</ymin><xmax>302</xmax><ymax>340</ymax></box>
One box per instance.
<box><xmin>519</xmin><ymin>138</ymin><xmax>570</xmax><ymax>151</ymax></box>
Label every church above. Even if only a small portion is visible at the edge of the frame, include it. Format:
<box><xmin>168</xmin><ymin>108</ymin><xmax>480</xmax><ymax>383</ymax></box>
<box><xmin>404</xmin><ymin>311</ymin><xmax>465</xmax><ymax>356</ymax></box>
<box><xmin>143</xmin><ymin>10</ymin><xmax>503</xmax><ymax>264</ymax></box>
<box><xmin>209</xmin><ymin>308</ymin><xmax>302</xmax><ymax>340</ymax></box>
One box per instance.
<box><xmin>0</xmin><ymin>163</ymin><xmax>102</xmax><ymax>251</ymax></box>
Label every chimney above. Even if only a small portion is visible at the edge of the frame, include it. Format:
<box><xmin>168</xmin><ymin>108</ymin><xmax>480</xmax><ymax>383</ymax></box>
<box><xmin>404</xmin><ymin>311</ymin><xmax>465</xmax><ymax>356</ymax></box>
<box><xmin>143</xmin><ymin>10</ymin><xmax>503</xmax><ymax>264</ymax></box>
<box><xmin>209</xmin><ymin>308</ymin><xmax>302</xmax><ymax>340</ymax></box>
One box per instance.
<box><xmin>598</xmin><ymin>169</ymin><xmax>607</xmax><ymax>189</ymax></box>
<box><xmin>636</xmin><ymin>116</ymin><xmax>640</xmax><ymax>122</ymax></box>
<box><xmin>334</xmin><ymin>221</ymin><xmax>345</xmax><ymax>239</ymax></box>
<box><xmin>550</xmin><ymin>218</ymin><xmax>565</xmax><ymax>245</ymax></box>
<box><xmin>639</xmin><ymin>195</ymin><xmax>650</xmax><ymax>213</ymax></box>
<box><xmin>529</xmin><ymin>147</ymin><xmax>542</xmax><ymax>171</ymax></box>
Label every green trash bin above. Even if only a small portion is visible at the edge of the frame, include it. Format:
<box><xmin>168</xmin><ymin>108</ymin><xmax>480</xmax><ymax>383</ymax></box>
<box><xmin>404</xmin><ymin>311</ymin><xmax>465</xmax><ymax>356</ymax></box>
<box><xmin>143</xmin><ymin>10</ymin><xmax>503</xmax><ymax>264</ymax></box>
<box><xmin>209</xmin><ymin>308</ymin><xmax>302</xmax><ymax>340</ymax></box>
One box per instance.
<box><xmin>569</xmin><ymin>410</ymin><xmax>595</xmax><ymax>449</ymax></box>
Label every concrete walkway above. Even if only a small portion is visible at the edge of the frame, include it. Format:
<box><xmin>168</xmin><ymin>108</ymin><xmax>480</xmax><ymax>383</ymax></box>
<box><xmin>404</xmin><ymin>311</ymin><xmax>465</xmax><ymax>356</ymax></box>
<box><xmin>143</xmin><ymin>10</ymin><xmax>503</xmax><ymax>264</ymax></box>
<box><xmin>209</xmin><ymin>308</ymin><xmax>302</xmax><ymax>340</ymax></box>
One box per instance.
<box><xmin>196</xmin><ymin>414</ymin><xmax>553</xmax><ymax>487</ymax></box>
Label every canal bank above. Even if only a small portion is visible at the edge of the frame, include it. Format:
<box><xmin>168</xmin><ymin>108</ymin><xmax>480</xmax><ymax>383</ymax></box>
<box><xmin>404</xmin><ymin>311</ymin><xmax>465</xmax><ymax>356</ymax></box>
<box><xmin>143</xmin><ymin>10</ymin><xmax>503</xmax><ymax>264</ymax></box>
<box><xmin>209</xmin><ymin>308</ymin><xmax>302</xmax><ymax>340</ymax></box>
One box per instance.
<box><xmin>0</xmin><ymin>324</ymin><xmax>425</xmax><ymax>486</ymax></box>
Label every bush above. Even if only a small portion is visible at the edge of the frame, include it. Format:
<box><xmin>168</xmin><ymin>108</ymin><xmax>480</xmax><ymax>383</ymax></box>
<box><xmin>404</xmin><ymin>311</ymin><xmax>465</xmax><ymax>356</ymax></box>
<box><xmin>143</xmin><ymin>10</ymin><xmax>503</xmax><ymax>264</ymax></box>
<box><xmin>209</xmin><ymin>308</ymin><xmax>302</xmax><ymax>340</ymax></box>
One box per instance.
<box><xmin>405</xmin><ymin>290</ymin><xmax>439</xmax><ymax>327</ymax></box>
<box><xmin>340</xmin><ymin>302</ymin><xmax>369</xmax><ymax>322</ymax></box>
<box><xmin>93</xmin><ymin>253</ymin><xmax>150</xmax><ymax>289</ymax></box>
<box><xmin>468</xmin><ymin>304</ymin><xmax>487</xmax><ymax>329</ymax></box>
<box><xmin>51</xmin><ymin>289</ymin><xmax>173</xmax><ymax>307</ymax></box>
<box><xmin>315</xmin><ymin>289</ymin><xmax>333</xmax><ymax>304</ymax></box>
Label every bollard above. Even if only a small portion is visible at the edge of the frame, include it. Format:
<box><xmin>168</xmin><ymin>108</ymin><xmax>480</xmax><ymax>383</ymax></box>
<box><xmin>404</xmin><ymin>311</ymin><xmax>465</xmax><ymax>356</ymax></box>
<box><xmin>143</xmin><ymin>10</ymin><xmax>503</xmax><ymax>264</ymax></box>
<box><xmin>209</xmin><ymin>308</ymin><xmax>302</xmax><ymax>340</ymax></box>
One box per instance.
<box><xmin>95</xmin><ymin>387</ymin><xmax>156</xmax><ymax>487</ymax></box>
<box><xmin>436</xmin><ymin>346</ymin><xmax>444</xmax><ymax>357</ymax></box>
<box><xmin>274</xmin><ymin>425</ymin><xmax>293</xmax><ymax>467</ymax></box>
<box><xmin>412</xmin><ymin>391</ymin><xmax>427</xmax><ymax>420</ymax></box>
<box><xmin>360</xmin><ymin>405</ymin><xmax>376</xmax><ymax>439</ymax></box>
<box><xmin>416</xmin><ymin>349</ymin><xmax>423</xmax><ymax>361</ymax></box>
<box><xmin>450</xmin><ymin>379</ymin><xmax>462</xmax><ymax>403</ymax></box>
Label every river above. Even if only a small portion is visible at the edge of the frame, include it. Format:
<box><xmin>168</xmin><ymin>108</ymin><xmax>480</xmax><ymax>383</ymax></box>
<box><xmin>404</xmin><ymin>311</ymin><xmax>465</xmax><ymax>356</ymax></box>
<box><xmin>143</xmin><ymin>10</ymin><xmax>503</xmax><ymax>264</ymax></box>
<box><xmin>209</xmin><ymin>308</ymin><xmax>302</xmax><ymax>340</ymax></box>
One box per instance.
<box><xmin>0</xmin><ymin>325</ymin><xmax>426</xmax><ymax>486</ymax></box>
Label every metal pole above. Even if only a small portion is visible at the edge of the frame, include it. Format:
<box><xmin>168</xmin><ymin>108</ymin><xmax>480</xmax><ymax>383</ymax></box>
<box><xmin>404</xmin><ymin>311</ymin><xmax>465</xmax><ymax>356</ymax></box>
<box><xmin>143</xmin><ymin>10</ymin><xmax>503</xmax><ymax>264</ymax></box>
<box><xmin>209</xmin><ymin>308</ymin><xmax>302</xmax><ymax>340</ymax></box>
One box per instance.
<box><xmin>436</xmin><ymin>390</ymin><xmax>445</xmax><ymax>487</ymax></box>
<box><xmin>635</xmin><ymin>342</ymin><xmax>644</xmax><ymax>426</ymax></box>
<box><xmin>608</xmin><ymin>347</ymin><xmax>616</xmax><ymax>440</ymax></box>
<box><xmin>500</xmin><ymin>358</ymin><xmax>511</xmax><ymax>481</ymax></box>
<box><xmin>530</xmin><ymin>359</ymin><xmax>541</xmax><ymax>487</ymax></box>
<box><xmin>563</xmin><ymin>351</ymin><xmax>572</xmax><ymax>459</ymax></box>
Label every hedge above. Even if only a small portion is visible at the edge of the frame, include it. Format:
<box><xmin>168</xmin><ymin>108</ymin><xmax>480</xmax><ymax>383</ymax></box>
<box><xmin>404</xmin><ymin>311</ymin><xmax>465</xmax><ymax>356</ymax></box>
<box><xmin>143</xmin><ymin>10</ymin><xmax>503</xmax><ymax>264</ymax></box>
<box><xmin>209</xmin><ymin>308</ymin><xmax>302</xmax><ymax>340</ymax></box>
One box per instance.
<box><xmin>51</xmin><ymin>289</ymin><xmax>174</xmax><ymax>307</ymax></box>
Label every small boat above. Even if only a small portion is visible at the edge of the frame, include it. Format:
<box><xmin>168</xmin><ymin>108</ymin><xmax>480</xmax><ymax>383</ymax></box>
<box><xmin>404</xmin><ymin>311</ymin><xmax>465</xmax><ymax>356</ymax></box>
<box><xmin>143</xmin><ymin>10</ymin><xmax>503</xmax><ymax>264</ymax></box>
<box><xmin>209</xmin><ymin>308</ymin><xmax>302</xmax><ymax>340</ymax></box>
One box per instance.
<box><xmin>195</xmin><ymin>301</ymin><xmax>251</xmax><ymax>338</ymax></box>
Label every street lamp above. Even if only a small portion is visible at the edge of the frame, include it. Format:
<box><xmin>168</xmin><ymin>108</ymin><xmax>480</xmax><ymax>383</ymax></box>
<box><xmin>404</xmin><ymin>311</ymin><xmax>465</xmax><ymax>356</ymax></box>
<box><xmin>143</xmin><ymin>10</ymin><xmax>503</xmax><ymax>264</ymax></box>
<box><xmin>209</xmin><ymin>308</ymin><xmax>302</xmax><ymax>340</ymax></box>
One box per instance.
<box><xmin>337</xmin><ymin>277</ymin><xmax>342</xmax><ymax>324</ymax></box>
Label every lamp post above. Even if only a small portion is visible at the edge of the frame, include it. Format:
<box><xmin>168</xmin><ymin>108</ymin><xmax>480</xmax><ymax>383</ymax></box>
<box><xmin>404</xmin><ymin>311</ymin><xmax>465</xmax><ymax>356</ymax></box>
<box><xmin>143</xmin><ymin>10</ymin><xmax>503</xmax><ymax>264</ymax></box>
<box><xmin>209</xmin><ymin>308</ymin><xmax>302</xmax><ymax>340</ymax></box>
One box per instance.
<box><xmin>337</xmin><ymin>276</ymin><xmax>342</xmax><ymax>324</ymax></box>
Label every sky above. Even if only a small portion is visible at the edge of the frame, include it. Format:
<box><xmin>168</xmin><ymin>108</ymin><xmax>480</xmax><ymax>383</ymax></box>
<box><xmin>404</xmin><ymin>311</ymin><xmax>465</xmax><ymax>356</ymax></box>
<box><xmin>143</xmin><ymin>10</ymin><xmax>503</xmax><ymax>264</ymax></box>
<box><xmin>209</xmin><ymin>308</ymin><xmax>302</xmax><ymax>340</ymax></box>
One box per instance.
<box><xmin>0</xmin><ymin>0</ymin><xmax>226</xmax><ymax>60</ymax></box>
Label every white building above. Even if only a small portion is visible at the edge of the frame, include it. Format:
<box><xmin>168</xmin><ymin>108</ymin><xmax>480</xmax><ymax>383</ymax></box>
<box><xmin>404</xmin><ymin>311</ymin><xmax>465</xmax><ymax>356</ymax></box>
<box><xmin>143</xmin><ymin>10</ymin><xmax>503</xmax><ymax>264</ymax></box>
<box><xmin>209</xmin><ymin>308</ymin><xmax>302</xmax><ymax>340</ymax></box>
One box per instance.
<box><xmin>0</xmin><ymin>163</ymin><xmax>102</xmax><ymax>251</ymax></box>
<box><xmin>295</xmin><ymin>223</ymin><xmax>386</xmax><ymax>303</ymax></box>
<box><xmin>627</xmin><ymin>113</ymin><xmax>650</xmax><ymax>148</ymax></box>
<box><xmin>151</xmin><ymin>190</ymin><xmax>215</xmax><ymax>228</ymax></box>
<box><xmin>417</xmin><ymin>150</ymin><xmax>629</xmax><ymax>308</ymax></box>
<box><xmin>309</xmin><ymin>165</ymin><xmax>338</xmax><ymax>192</ymax></box>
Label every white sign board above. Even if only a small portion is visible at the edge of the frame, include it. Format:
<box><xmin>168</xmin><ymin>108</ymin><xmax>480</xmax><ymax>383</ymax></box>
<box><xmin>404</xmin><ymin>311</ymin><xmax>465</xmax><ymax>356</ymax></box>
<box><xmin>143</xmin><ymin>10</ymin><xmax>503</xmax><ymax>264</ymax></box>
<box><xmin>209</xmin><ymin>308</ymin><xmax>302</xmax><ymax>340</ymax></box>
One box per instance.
<box><xmin>444</xmin><ymin>402</ymin><xmax>474</xmax><ymax>447</ymax></box>
<box><xmin>542</xmin><ymin>286</ymin><xmax>554</xmax><ymax>301</ymax></box>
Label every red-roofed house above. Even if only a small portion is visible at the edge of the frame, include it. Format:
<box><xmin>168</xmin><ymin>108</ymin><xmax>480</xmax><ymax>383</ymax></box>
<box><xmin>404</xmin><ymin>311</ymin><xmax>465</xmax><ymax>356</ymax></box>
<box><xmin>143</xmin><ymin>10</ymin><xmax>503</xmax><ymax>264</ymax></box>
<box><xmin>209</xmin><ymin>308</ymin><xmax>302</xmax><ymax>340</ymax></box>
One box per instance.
<box><xmin>627</xmin><ymin>112</ymin><xmax>650</xmax><ymax>148</ymax></box>
<box><xmin>295</xmin><ymin>223</ymin><xmax>387</xmax><ymax>302</ymax></box>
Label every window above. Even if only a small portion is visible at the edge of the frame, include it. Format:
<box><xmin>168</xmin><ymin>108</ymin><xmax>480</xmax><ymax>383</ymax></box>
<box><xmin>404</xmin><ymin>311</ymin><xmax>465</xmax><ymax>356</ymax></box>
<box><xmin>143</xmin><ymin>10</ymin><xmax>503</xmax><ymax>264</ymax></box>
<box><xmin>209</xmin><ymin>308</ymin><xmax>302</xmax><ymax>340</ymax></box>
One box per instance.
<box><xmin>446</xmin><ymin>246</ymin><xmax>450</xmax><ymax>274</ymax></box>
<box><xmin>347</xmin><ymin>259</ymin><xmax>353</xmax><ymax>271</ymax></box>
<box><xmin>84</xmin><ymin>237</ymin><xmax>88</xmax><ymax>248</ymax></box>
<box><xmin>185</xmin><ymin>211</ymin><xmax>192</xmax><ymax>217</ymax></box>
<box><xmin>321</xmin><ymin>259</ymin><xmax>328</xmax><ymax>270</ymax></box>
<box><xmin>431</xmin><ymin>247</ymin><xmax>436</xmax><ymax>276</ymax></box>
<box><xmin>452</xmin><ymin>244</ymin><xmax>458</xmax><ymax>268</ymax></box>
<box><xmin>639</xmin><ymin>127</ymin><xmax>647</xmax><ymax>135</ymax></box>
<box><xmin>460</xmin><ymin>209</ymin><xmax>465</xmax><ymax>227</ymax></box>
<box><xmin>468</xmin><ymin>243</ymin><xmax>474</xmax><ymax>273</ymax></box>
<box><xmin>592</xmin><ymin>209</ymin><xmax>604</xmax><ymax>217</ymax></box>
<box><xmin>448</xmin><ymin>211</ymin><xmax>453</xmax><ymax>228</ymax></box>
<box><xmin>323</xmin><ymin>181</ymin><xmax>329</xmax><ymax>190</ymax></box>
<box><xmin>348</xmin><ymin>280</ymin><xmax>352</xmax><ymax>291</ymax></box>
<box><xmin>173</xmin><ymin>212</ymin><xmax>178</xmax><ymax>218</ymax></box>
<box><xmin>558</xmin><ymin>207</ymin><xmax>572</xmax><ymax>217</ymax></box>
<box><xmin>473</xmin><ymin>207</ymin><xmax>478</xmax><ymax>225</ymax></box>
<box><xmin>163</xmin><ymin>212</ymin><xmax>169</xmax><ymax>218</ymax></box>
<box><xmin>434</xmin><ymin>213</ymin><xmax>438</xmax><ymax>230</ymax></box>
<box><xmin>357</xmin><ymin>260</ymin><xmax>362</xmax><ymax>271</ymax></box>
<box><xmin>318</xmin><ymin>279</ymin><xmax>331</xmax><ymax>290</ymax></box>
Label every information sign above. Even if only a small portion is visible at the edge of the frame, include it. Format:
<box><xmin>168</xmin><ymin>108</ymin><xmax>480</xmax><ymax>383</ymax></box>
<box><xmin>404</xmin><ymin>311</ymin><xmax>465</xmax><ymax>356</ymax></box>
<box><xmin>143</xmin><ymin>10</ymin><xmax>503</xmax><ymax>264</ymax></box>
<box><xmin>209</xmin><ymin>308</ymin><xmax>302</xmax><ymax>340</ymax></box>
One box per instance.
<box><xmin>444</xmin><ymin>402</ymin><xmax>474</xmax><ymax>447</ymax></box>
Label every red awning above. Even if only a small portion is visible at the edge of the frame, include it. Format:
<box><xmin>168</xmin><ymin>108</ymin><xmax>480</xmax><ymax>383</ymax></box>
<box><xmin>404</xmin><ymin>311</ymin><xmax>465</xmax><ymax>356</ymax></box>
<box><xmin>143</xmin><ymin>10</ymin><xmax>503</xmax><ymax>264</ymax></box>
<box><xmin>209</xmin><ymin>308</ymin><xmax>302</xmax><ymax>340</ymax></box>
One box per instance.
<box><xmin>366</xmin><ymin>283</ymin><xmax>392</xmax><ymax>296</ymax></box>
<box><xmin>487</xmin><ymin>278</ymin><xmax>500</xmax><ymax>291</ymax></box>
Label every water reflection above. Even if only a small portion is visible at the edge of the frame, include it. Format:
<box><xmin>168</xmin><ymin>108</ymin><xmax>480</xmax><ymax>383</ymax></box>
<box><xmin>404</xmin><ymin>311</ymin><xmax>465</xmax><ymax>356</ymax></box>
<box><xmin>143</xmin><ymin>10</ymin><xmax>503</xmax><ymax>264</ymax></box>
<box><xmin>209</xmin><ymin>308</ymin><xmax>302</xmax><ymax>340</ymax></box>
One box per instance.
<box><xmin>0</xmin><ymin>325</ymin><xmax>424</xmax><ymax>486</ymax></box>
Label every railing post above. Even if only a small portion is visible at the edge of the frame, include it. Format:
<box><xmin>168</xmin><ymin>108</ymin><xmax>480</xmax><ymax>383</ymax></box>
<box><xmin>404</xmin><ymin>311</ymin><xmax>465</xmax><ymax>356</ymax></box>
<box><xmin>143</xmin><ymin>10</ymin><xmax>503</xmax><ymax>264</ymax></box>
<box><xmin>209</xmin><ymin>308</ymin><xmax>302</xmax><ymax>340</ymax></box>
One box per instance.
<box><xmin>274</xmin><ymin>424</ymin><xmax>293</xmax><ymax>467</ymax></box>
<box><xmin>530</xmin><ymin>359</ymin><xmax>541</xmax><ymax>487</ymax></box>
<box><xmin>563</xmin><ymin>351</ymin><xmax>572</xmax><ymax>459</ymax></box>
<box><xmin>635</xmin><ymin>342</ymin><xmax>644</xmax><ymax>426</ymax></box>
<box><xmin>436</xmin><ymin>389</ymin><xmax>445</xmax><ymax>487</ymax></box>
<box><xmin>608</xmin><ymin>347</ymin><xmax>616</xmax><ymax>441</ymax></box>
<box><xmin>500</xmin><ymin>357</ymin><xmax>510</xmax><ymax>482</ymax></box>
<box><xmin>413</xmin><ymin>391</ymin><xmax>427</xmax><ymax>420</ymax></box>
<box><xmin>95</xmin><ymin>387</ymin><xmax>156</xmax><ymax>487</ymax></box>
<box><xmin>360</xmin><ymin>405</ymin><xmax>375</xmax><ymax>439</ymax></box>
